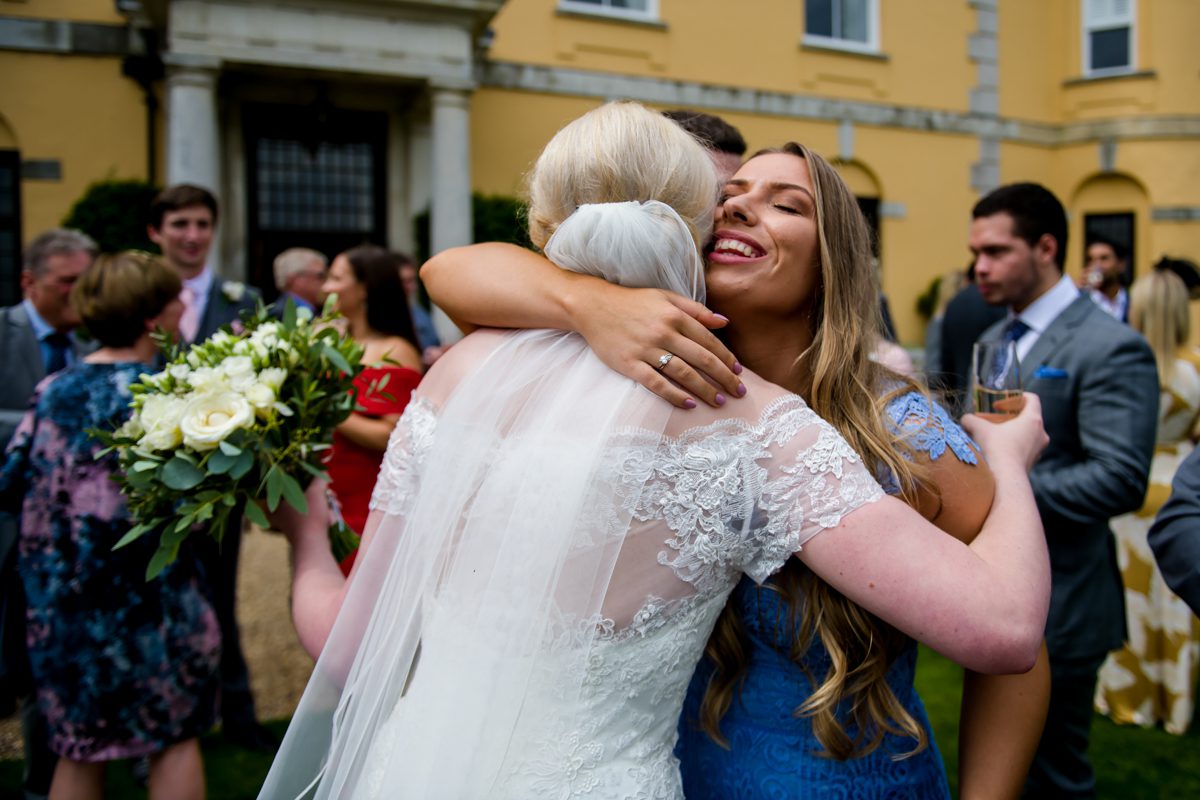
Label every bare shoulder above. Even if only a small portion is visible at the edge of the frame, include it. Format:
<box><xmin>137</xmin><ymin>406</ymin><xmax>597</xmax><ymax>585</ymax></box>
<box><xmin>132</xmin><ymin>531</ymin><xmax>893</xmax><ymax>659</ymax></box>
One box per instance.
<box><xmin>366</xmin><ymin>336</ymin><xmax>423</xmax><ymax>371</ymax></box>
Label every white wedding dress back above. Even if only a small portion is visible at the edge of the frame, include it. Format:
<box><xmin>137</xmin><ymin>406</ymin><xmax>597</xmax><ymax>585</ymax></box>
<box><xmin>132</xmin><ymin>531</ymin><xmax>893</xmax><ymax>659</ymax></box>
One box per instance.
<box><xmin>258</xmin><ymin>202</ymin><xmax>882</xmax><ymax>799</ymax></box>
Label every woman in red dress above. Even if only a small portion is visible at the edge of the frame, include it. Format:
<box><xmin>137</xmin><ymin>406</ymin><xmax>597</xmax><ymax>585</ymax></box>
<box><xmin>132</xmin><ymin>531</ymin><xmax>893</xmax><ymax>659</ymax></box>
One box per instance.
<box><xmin>322</xmin><ymin>246</ymin><xmax>424</xmax><ymax>571</ymax></box>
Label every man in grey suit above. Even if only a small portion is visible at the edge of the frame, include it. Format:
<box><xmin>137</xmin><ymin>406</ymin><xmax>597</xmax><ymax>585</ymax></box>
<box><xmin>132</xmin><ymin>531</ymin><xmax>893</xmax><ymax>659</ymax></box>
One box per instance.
<box><xmin>970</xmin><ymin>183</ymin><xmax>1158</xmax><ymax>798</ymax></box>
<box><xmin>0</xmin><ymin>228</ymin><xmax>97</xmax><ymax>800</ymax></box>
<box><xmin>147</xmin><ymin>185</ymin><xmax>273</xmax><ymax>751</ymax></box>
<box><xmin>1148</xmin><ymin>447</ymin><xmax>1200</xmax><ymax>616</ymax></box>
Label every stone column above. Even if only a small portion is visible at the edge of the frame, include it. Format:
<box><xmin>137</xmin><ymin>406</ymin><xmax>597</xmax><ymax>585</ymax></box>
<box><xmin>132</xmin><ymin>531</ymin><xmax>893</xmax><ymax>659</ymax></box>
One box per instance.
<box><xmin>164</xmin><ymin>55</ymin><xmax>222</xmax><ymax>195</ymax></box>
<box><xmin>428</xmin><ymin>84</ymin><xmax>473</xmax><ymax>345</ymax></box>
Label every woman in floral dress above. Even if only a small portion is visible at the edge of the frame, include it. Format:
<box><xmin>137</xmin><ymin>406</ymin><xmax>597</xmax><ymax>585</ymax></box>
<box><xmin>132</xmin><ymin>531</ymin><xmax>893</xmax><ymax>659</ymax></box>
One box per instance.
<box><xmin>0</xmin><ymin>251</ymin><xmax>220</xmax><ymax>800</ymax></box>
<box><xmin>1096</xmin><ymin>266</ymin><xmax>1200</xmax><ymax>734</ymax></box>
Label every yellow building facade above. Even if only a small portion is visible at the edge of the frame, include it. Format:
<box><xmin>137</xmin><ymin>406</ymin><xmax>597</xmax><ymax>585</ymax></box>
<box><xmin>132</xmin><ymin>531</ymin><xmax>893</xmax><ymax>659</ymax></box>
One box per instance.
<box><xmin>2</xmin><ymin>0</ymin><xmax>1197</xmax><ymax>343</ymax></box>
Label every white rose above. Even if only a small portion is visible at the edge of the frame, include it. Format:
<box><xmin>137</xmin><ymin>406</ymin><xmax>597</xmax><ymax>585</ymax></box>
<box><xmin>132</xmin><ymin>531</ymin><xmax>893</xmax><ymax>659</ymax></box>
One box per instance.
<box><xmin>243</xmin><ymin>382</ymin><xmax>277</xmax><ymax>417</ymax></box>
<box><xmin>179</xmin><ymin>391</ymin><xmax>255</xmax><ymax>451</ymax></box>
<box><xmin>137</xmin><ymin>395</ymin><xmax>187</xmax><ymax>451</ymax></box>
<box><xmin>187</xmin><ymin>366</ymin><xmax>229</xmax><ymax>393</ymax></box>
<box><xmin>257</xmin><ymin>367</ymin><xmax>287</xmax><ymax>392</ymax></box>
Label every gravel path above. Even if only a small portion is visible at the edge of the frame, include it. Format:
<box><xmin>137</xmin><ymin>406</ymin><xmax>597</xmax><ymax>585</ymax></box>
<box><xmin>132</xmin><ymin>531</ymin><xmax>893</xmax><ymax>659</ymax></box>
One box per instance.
<box><xmin>0</xmin><ymin>526</ymin><xmax>314</xmax><ymax>760</ymax></box>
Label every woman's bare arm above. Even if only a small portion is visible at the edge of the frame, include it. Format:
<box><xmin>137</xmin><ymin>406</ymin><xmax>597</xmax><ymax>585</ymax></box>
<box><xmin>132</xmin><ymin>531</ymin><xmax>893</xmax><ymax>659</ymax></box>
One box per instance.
<box><xmin>799</xmin><ymin>398</ymin><xmax>1051</xmax><ymax>674</ymax></box>
<box><xmin>270</xmin><ymin>480</ymin><xmax>391</xmax><ymax>658</ymax></box>
<box><xmin>909</xmin><ymin>431</ymin><xmax>1049</xmax><ymax>798</ymax></box>
<box><xmin>422</xmin><ymin>243</ymin><xmax>744</xmax><ymax>408</ymax></box>
<box><xmin>958</xmin><ymin>645</ymin><xmax>1050</xmax><ymax>800</ymax></box>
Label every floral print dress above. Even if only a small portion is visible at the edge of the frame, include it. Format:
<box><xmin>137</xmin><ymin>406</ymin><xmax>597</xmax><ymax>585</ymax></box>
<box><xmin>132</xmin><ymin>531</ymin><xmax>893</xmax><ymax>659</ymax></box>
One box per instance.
<box><xmin>0</xmin><ymin>362</ymin><xmax>220</xmax><ymax>761</ymax></box>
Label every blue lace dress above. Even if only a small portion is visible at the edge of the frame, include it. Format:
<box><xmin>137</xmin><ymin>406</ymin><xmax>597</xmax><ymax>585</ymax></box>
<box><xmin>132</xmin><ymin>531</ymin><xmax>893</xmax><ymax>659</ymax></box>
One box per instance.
<box><xmin>0</xmin><ymin>362</ymin><xmax>221</xmax><ymax>762</ymax></box>
<box><xmin>676</xmin><ymin>392</ymin><xmax>979</xmax><ymax>799</ymax></box>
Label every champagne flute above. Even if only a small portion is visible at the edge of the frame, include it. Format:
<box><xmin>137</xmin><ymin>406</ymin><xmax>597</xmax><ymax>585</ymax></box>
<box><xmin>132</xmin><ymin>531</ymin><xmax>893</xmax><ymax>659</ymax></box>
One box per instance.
<box><xmin>970</xmin><ymin>339</ymin><xmax>1024</xmax><ymax>421</ymax></box>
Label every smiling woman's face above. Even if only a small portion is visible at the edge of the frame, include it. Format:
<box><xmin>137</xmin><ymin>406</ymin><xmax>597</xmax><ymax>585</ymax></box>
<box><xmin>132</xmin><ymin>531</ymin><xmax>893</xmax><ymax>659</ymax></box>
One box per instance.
<box><xmin>705</xmin><ymin>152</ymin><xmax>822</xmax><ymax>324</ymax></box>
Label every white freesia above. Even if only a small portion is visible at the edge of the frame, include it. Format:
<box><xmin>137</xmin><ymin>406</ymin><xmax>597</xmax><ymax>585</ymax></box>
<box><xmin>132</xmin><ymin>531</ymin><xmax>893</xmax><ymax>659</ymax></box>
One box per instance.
<box><xmin>258</xmin><ymin>367</ymin><xmax>287</xmax><ymax>392</ymax></box>
<box><xmin>244</xmin><ymin>382</ymin><xmax>277</xmax><ymax>417</ymax></box>
<box><xmin>168</xmin><ymin>364</ymin><xmax>192</xmax><ymax>382</ymax></box>
<box><xmin>179</xmin><ymin>391</ymin><xmax>255</xmax><ymax>451</ymax></box>
<box><xmin>137</xmin><ymin>394</ymin><xmax>187</xmax><ymax>451</ymax></box>
<box><xmin>210</xmin><ymin>330</ymin><xmax>236</xmax><ymax>348</ymax></box>
<box><xmin>187</xmin><ymin>366</ymin><xmax>230</xmax><ymax>393</ymax></box>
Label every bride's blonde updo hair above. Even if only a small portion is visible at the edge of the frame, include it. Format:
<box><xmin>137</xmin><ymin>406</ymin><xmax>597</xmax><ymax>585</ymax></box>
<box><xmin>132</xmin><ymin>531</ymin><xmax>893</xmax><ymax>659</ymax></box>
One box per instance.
<box><xmin>526</xmin><ymin>101</ymin><xmax>718</xmax><ymax>254</ymax></box>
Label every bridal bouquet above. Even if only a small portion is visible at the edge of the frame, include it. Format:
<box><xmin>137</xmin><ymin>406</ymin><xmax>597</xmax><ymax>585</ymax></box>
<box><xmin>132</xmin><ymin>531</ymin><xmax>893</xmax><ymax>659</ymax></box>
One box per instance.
<box><xmin>95</xmin><ymin>302</ymin><xmax>364</xmax><ymax>578</ymax></box>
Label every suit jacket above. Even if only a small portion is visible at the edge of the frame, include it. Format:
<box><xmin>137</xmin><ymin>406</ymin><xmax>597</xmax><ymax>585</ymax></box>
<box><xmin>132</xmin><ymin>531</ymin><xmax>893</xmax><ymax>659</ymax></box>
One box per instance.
<box><xmin>0</xmin><ymin>303</ymin><xmax>90</xmax><ymax>454</ymax></box>
<box><xmin>980</xmin><ymin>294</ymin><xmax>1158</xmax><ymax>660</ymax></box>
<box><xmin>192</xmin><ymin>279</ymin><xmax>261</xmax><ymax>344</ymax></box>
<box><xmin>1148</xmin><ymin>446</ymin><xmax>1200</xmax><ymax>616</ymax></box>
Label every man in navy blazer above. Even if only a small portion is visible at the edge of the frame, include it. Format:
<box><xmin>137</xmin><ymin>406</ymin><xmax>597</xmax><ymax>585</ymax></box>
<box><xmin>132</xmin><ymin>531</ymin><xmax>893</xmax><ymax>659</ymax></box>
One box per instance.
<box><xmin>147</xmin><ymin>185</ymin><xmax>272</xmax><ymax>752</ymax></box>
<box><xmin>970</xmin><ymin>183</ymin><xmax>1157</xmax><ymax>798</ymax></box>
<box><xmin>1</xmin><ymin>228</ymin><xmax>97</xmax><ymax>799</ymax></box>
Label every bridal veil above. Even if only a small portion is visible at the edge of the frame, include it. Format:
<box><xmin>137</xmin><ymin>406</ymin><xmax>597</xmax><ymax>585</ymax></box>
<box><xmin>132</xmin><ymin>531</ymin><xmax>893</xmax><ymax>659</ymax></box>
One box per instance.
<box><xmin>258</xmin><ymin>198</ymin><xmax>711</xmax><ymax>798</ymax></box>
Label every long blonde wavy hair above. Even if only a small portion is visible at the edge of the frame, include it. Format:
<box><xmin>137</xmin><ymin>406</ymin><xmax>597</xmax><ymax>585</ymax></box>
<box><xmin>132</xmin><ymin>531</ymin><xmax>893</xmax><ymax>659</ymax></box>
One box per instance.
<box><xmin>699</xmin><ymin>143</ymin><xmax>938</xmax><ymax>760</ymax></box>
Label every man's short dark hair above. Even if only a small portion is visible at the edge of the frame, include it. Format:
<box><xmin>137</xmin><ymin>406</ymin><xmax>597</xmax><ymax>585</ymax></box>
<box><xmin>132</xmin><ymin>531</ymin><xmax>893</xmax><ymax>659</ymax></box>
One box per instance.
<box><xmin>149</xmin><ymin>184</ymin><xmax>219</xmax><ymax>230</ymax></box>
<box><xmin>972</xmin><ymin>182</ymin><xmax>1068</xmax><ymax>270</ymax></box>
<box><xmin>1086</xmin><ymin>234</ymin><xmax>1128</xmax><ymax>264</ymax></box>
<box><xmin>661</xmin><ymin>109</ymin><xmax>746</xmax><ymax>157</ymax></box>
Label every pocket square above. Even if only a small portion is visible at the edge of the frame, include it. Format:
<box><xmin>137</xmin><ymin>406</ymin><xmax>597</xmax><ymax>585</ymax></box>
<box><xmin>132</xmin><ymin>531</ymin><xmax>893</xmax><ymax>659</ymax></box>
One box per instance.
<box><xmin>1033</xmin><ymin>366</ymin><xmax>1068</xmax><ymax>380</ymax></box>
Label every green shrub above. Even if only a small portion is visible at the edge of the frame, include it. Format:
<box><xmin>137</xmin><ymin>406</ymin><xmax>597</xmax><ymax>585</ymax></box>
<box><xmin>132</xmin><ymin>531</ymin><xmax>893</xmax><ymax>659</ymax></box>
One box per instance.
<box><xmin>62</xmin><ymin>179</ymin><xmax>160</xmax><ymax>253</ymax></box>
<box><xmin>413</xmin><ymin>193</ymin><xmax>533</xmax><ymax>264</ymax></box>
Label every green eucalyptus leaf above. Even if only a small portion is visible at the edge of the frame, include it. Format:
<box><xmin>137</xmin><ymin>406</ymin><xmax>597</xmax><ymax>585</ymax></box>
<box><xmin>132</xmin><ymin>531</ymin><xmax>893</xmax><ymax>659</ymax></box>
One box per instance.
<box><xmin>218</xmin><ymin>440</ymin><xmax>242</xmax><ymax>457</ymax></box>
<box><xmin>161</xmin><ymin>456</ymin><xmax>205</xmax><ymax>490</ymax></box>
<box><xmin>207</xmin><ymin>449</ymin><xmax>237</xmax><ymax>475</ymax></box>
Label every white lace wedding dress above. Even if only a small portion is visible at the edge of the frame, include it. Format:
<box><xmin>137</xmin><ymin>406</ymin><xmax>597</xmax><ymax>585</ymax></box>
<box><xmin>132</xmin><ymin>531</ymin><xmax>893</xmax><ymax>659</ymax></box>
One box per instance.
<box><xmin>258</xmin><ymin>203</ymin><xmax>883</xmax><ymax>800</ymax></box>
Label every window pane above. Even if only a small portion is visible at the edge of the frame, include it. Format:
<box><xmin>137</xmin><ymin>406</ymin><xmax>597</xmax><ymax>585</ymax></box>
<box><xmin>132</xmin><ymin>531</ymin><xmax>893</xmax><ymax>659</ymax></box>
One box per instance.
<box><xmin>611</xmin><ymin>0</ymin><xmax>648</xmax><ymax>9</ymax></box>
<box><xmin>806</xmin><ymin>0</ymin><xmax>833</xmax><ymax>37</ymax></box>
<box><xmin>838</xmin><ymin>0</ymin><xmax>869</xmax><ymax>42</ymax></box>
<box><xmin>1090</xmin><ymin>27</ymin><xmax>1130</xmax><ymax>70</ymax></box>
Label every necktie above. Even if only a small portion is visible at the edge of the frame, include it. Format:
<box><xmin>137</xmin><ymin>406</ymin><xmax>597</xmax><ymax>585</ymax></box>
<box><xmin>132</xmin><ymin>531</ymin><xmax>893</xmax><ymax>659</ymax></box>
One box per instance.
<box><xmin>179</xmin><ymin>284</ymin><xmax>200</xmax><ymax>343</ymax></box>
<box><xmin>1003</xmin><ymin>318</ymin><xmax>1031</xmax><ymax>344</ymax></box>
<box><xmin>44</xmin><ymin>332</ymin><xmax>71</xmax><ymax>374</ymax></box>
<box><xmin>989</xmin><ymin>319</ymin><xmax>1028</xmax><ymax>387</ymax></box>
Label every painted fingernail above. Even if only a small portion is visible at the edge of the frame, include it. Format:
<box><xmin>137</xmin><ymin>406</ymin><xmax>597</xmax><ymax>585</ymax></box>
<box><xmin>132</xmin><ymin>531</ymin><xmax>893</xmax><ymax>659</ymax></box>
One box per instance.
<box><xmin>732</xmin><ymin>362</ymin><xmax>743</xmax><ymax>375</ymax></box>
<box><xmin>683</xmin><ymin>398</ymin><xmax>697</xmax><ymax>410</ymax></box>
<box><xmin>736</xmin><ymin>382</ymin><xmax>747</xmax><ymax>397</ymax></box>
<box><xmin>714</xmin><ymin>393</ymin><xmax>727</xmax><ymax>406</ymax></box>
<box><xmin>714</xmin><ymin>313</ymin><xmax>729</xmax><ymax>322</ymax></box>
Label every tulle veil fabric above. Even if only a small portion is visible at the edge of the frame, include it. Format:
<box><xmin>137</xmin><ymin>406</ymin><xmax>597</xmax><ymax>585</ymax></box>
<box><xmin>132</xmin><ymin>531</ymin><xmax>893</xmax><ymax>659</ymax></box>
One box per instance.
<box><xmin>258</xmin><ymin>201</ymin><xmax>706</xmax><ymax>798</ymax></box>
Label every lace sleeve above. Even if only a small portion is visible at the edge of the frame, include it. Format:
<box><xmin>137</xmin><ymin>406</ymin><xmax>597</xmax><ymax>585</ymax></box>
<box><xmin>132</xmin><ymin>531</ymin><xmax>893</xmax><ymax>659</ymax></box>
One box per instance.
<box><xmin>742</xmin><ymin>397</ymin><xmax>884</xmax><ymax>583</ymax></box>
<box><xmin>884</xmin><ymin>391</ymin><xmax>979</xmax><ymax>465</ymax></box>
<box><xmin>368</xmin><ymin>396</ymin><xmax>438</xmax><ymax>517</ymax></box>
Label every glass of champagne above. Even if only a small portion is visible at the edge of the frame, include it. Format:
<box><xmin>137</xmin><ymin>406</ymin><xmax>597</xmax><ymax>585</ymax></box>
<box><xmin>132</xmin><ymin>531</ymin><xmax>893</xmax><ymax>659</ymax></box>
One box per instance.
<box><xmin>970</xmin><ymin>339</ymin><xmax>1024</xmax><ymax>421</ymax></box>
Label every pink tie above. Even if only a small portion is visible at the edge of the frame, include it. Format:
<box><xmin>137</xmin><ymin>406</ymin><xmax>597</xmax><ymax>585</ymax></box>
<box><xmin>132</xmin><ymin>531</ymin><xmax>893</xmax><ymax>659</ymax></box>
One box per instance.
<box><xmin>179</xmin><ymin>284</ymin><xmax>200</xmax><ymax>343</ymax></box>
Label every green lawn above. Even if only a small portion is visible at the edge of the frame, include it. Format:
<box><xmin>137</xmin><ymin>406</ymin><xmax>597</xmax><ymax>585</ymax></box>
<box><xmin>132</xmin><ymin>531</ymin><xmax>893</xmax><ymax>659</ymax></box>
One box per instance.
<box><xmin>4</xmin><ymin>648</ymin><xmax>1199</xmax><ymax>798</ymax></box>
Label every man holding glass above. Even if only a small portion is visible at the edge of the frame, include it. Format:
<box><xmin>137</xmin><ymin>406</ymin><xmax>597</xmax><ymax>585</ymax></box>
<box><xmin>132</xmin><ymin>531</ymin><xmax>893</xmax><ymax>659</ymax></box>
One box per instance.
<box><xmin>969</xmin><ymin>182</ymin><xmax>1157</xmax><ymax>799</ymax></box>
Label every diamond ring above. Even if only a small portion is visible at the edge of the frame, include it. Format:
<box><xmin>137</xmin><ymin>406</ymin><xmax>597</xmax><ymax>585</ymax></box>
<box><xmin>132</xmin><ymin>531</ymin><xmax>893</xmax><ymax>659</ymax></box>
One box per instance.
<box><xmin>656</xmin><ymin>353</ymin><xmax>675</xmax><ymax>371</ymax></box>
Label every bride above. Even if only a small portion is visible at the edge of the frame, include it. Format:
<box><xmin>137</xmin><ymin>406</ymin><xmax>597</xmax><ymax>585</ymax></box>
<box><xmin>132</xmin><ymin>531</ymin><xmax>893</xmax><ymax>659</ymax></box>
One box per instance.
<box><xmin>259</xmin><ymin>101</ymin><xmax>1050</xmax><ymax>799</ymax></box>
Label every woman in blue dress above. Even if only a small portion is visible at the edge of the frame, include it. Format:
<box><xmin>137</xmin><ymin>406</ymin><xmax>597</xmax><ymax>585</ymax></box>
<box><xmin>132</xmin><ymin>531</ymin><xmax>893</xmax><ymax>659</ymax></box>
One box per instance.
<box><xmin>1</xmin><ymin>251</ymin><xmax>220</xmax><ymax>800</ymax></box>
<box><xmin>423</xmin><ymin>141</ymin><xmax>1050</xmax><ymax>797</ymax></box>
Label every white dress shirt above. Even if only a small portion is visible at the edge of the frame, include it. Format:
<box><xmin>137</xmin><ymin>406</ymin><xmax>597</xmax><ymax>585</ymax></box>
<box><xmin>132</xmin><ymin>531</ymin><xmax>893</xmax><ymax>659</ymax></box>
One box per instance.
<box><xmin>1008</xmin><ymin>274</ymin><xmax>1081</xmax><ymax>362</ymax></box>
